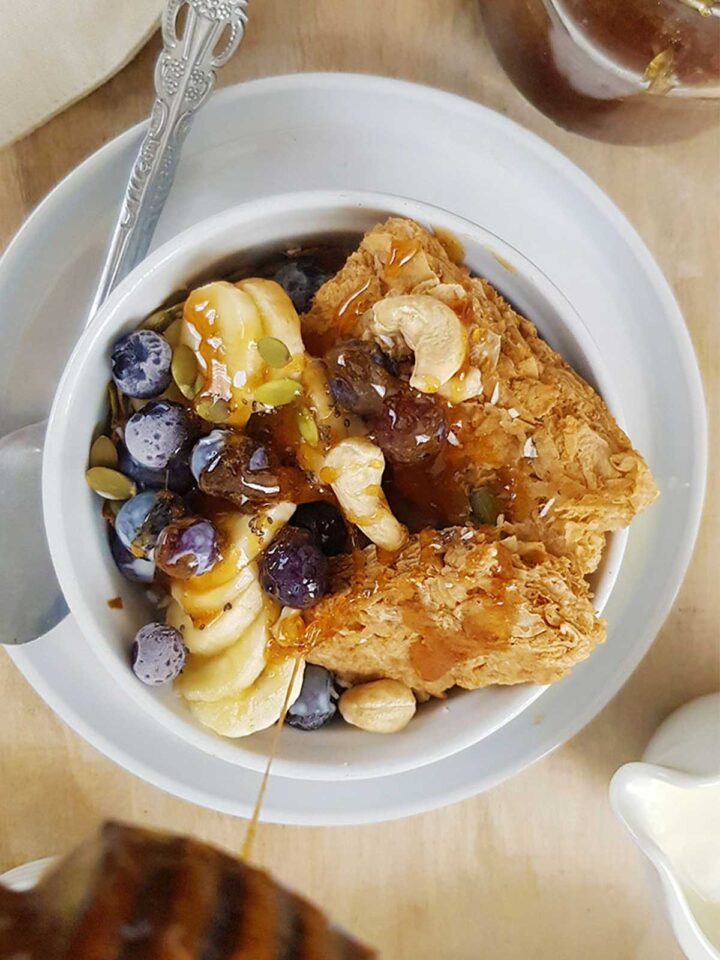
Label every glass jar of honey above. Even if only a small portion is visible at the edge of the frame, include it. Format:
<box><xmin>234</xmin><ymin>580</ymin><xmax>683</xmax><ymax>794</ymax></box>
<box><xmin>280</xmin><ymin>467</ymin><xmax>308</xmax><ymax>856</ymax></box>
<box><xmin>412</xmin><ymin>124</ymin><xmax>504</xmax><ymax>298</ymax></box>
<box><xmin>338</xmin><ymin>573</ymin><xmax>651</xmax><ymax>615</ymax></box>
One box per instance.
<box><xmin>481</xmin><ymin>0</ymin><xmax>720</xmax><ymax>143</ymax></box>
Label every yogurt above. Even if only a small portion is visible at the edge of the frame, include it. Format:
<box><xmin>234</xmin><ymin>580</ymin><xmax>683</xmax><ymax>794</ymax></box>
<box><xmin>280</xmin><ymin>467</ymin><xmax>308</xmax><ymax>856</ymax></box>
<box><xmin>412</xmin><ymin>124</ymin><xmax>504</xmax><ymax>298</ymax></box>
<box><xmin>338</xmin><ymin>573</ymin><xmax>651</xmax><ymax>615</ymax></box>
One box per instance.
<box><xmin>644</xmin><ymin>779</ymin><xmax>720</xmax><ymax>948</ymax></box>
<box><xmin>611</xmin><ymin>693</ymin><xmax>720</xmax><ymax>960</ymax></box>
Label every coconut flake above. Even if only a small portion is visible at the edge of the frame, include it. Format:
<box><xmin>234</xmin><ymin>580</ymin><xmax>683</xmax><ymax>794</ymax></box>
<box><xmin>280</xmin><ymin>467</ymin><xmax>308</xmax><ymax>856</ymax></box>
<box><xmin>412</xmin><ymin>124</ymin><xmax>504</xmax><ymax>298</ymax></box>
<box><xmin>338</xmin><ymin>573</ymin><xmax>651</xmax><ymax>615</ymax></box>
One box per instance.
<box><xmin>490</xmin><ymin>382</ymin><xmax>500</xmax><ymax>405</ymax></box>
<box><xmin>145</xmin><ymin>588</ymin><xmax>171</xmax><ymax>609</ymax></box>
<box><xmin>508</xmin><ymin>407</ymin><xmax>519</xmax><ymax>419</ymax></box>
<box><xmin>523</xmin><ymin>436</ymin><xmax>538</xmax><ymax>459</ymax></box>
<box><xmin>447</xmin><ymin>430</ymin><xmax>460</xmax><ymax>447</ymax></box>
<box><xmin>539</xmin><ymin>497</ymin><xmax>556</xmax><ymax>518</ymax></box>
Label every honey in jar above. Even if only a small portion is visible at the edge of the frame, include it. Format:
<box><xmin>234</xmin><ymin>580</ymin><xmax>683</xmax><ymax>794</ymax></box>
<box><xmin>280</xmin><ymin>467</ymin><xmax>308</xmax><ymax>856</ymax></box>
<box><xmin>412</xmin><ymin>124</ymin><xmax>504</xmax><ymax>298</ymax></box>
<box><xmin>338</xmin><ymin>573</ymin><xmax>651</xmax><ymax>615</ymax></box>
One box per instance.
<box><xmin>481</xmin><ymin>0</ymin><xmax>720</xmax><ymax>143</ymax></box>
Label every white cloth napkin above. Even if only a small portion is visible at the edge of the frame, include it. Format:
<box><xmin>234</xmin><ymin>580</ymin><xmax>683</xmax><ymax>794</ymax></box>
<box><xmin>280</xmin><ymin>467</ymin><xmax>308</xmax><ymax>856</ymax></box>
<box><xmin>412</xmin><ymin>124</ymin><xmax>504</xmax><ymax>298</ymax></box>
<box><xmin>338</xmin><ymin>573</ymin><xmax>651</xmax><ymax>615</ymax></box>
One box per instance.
<box><xmin>0</xmin><ymin>0</ymin><xmax>162</xmax><ymax>150</ymax></box>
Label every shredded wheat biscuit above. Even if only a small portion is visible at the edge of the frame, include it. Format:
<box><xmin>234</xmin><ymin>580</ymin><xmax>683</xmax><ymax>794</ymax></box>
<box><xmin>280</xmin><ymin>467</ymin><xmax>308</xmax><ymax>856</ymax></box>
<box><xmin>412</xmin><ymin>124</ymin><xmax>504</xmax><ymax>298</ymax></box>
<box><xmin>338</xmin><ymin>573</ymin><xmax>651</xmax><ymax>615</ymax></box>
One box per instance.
<box><xmin>297</xmin><ymin>218</ymin><xmax>657</xmax><ymax>696</ymax></box>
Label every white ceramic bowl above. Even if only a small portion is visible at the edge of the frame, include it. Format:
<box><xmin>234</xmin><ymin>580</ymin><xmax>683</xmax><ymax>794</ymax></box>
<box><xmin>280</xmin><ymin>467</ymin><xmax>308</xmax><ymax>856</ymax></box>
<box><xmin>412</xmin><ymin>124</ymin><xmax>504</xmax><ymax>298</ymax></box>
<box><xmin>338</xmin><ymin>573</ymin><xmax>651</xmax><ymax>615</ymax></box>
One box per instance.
<box><xmin>43</xmin><ymin>190</ymin><xmax>626</xmax><ymax>781</ymax></box>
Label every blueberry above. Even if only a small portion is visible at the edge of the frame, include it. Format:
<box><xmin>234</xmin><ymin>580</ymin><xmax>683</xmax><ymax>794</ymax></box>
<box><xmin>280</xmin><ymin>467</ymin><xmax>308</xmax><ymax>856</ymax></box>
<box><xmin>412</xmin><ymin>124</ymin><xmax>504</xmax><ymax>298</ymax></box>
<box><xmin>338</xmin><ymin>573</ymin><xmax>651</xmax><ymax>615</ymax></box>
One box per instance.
<box><xmin>111</xmin><ymin>330</ymin><xmax>172</xmax><ymax>399</ymax></box>
<box><xmin>115</xmin><ymin>489</ymin><xmax>185</xmax><ymax>559</ymax></box>
<box><xmin>155</xmin><ymin>517</ymin><xmax>220</xmax><ymax>580</ymax></box>
<box><xmin>124</xmin><ymin>400</ymin><xmax>190</xmax><ymax>470</ymax></box>
<box><xmin>273</xmin><ymin>257</ymin><xmax>330</xmax><ymax>314</ymax></box>
<box><xmin>117</xmin><ymin>441</ymin><xmax>193</xmax><ymax>494</ymax></box>
<box><xmin>290</xmin><ymin>501</ymin><xmax>348</xmax><ymax>556</ymax></box>
<box><xmin>286</xmin><ymin>665</ymin><xmax>338</xmax><ymax>731</ymax></box>
<box><xmin>116</xmin><ymin>491</ymin><xmax>158</xmax><ymax>556</ymax></box>
<box><xmin>131</xmin><ymin>622</ymin><xmax>186</xmax><ymax>685</ymax></box>
<box><xmin>110</xmin><ymin>530</ymin><xmax>155</xmax><ymax>583</ymax></box>
<box><xmin>259</xmin><ymin>527</ymin><xmax>328</xmax><ymax>609</ymax></box>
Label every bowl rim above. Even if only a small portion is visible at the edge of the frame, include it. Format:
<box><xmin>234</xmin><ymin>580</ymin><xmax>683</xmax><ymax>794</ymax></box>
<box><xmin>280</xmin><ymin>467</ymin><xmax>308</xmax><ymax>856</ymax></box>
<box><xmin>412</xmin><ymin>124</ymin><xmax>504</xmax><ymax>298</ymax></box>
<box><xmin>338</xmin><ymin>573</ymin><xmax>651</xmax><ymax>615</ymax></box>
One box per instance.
<box><xmin>43</xmin><ymin>188</ymin><xmax>626</xmax><ymax>781</ymax></box>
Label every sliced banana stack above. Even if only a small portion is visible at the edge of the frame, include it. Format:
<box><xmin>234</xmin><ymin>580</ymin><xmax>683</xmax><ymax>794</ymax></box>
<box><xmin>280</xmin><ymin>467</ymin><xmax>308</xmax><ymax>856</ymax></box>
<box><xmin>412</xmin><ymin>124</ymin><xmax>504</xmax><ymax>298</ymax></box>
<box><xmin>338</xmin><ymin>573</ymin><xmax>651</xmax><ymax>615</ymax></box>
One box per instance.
<box><xmin>169</xmin><ymin>502</ymin><xmax>305</xmax><ymax>738</ymax></box>
<box><xmin>181</xmin><ymin>278</ymin><xmax>306</xmax><ymax>427</ymax></box>
<box><xmin>189</xmin><ymin>656</ymin><xmax>305</xmax><ymax>739</ymax></box>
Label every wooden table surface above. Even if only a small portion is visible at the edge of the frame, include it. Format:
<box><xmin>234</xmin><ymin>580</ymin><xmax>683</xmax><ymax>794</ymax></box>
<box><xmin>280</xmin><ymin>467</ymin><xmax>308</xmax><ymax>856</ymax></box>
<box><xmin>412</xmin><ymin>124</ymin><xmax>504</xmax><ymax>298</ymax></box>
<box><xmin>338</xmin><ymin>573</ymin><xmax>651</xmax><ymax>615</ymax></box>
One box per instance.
<box><xmin>0</xmin><ymin>3</ymin><xmax>718</xmax><ymax>958</ymax></box>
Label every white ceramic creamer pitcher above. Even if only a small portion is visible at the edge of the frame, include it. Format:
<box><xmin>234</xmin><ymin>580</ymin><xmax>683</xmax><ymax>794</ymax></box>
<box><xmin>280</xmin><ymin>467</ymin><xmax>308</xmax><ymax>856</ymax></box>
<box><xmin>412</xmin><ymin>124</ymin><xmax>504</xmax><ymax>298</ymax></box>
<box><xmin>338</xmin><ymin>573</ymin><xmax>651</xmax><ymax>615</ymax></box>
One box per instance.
<box><xmin>610</xmin><ymin>693</ymin><xmax>720</xmax><ymax>960</ymax></box>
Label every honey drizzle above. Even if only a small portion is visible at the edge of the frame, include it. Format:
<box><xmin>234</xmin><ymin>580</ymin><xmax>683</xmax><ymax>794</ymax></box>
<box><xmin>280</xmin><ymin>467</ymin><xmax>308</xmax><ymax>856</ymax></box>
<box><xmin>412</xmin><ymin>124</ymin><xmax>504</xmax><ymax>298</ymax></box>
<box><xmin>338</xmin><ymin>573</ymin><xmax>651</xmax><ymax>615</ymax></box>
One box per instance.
<box><xmin>384</xmin><ymin>238</ymin><xmax>419</xmax><ymax>278</ymax></box>
<box><xmin>337</xmin><ymin>279</ymin><xmax>372</xmax><ymax>321</ymax></box>
<box><xmin>171</xmin><ymin>238</ymin><xmax>528</xmax><ymax>858</ymax></box>
<box><xmin>241</xmin><ymin>656</ymin><xmax>303</xmax><ymax>861</ymax></box>
<box><xmin>407</xmin><ymin>541</ymin><xmax>517</xmax><ymax>683</ymax></box>
<box><xmin>299</xmin><ymin>278</ymin><xmax>374</xmax><ymax>361</ymax></box>
<box><xmin>432</xmin><ymin>227</ymin><xmax>465</xmax><ymax>265</ymax></box>
<box><xmin>183</xmin><ymin>294</ymin><xmax>232</xmax><ymax>403</ymax></box>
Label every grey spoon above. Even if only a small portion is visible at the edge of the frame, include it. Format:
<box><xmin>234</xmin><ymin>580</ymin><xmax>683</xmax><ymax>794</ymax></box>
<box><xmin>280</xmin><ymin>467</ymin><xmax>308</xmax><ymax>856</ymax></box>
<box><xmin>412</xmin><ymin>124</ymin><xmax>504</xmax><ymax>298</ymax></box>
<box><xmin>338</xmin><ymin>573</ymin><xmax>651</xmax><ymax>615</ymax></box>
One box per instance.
<box><xmin>0</xmin><ymin>0</ymin><xmax>249</xmax><ymax>645</ymax></box>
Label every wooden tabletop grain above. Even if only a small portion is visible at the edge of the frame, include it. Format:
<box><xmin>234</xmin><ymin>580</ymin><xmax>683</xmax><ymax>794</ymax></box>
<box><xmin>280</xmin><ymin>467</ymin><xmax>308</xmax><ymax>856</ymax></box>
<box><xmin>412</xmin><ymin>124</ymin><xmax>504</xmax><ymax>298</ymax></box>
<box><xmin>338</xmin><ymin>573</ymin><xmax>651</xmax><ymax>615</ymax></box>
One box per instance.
<box><xmin>0</xmin><ymin>3</ymin><xmax>718</xmax><ymax>958</ymax></box>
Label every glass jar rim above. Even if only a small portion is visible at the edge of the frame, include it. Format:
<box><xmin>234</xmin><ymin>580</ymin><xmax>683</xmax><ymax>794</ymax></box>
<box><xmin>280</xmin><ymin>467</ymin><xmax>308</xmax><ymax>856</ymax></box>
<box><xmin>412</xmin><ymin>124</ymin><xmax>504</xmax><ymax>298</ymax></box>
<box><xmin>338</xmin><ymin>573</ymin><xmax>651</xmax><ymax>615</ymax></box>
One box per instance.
<box><xmin>677</xmin><ymin>0</ymin><xmax>720</xmax><ymax>16</ymax></box>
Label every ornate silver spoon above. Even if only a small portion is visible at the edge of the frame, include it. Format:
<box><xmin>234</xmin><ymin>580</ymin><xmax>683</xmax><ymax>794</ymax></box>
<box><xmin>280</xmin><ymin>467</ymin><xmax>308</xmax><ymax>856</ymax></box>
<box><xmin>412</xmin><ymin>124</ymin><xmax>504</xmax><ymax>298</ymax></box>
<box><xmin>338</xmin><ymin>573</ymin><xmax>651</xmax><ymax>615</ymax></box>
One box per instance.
<box><xmin>0</xmin><ymin>0</ymin><xmax>249</xmax><ymax>644</ymax></box>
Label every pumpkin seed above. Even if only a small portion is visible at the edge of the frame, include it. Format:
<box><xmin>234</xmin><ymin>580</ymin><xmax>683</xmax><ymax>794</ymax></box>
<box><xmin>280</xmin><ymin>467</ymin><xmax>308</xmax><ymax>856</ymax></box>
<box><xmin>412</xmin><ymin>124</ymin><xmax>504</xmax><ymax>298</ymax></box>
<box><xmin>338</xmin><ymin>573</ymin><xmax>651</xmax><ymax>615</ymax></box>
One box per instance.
<box><xmin>172</xmin><ymin>344</ymin><xmax>199</xmax><ymax>398</ymax></box>
<box><xmin>296</xmin><ymin>406</ymin><xmax>319</xmax><ymax>445</ymax></box>
<box><xmin>258</xmin><ymin>336</ymin><xmax>291</xmax><ymax>368</ymax></box>
<box><xmin>196</xmin><ymin>396</ymin><xmax>231</xmax><ymax>423</ymax></box>
<box><xmin>107</xmin><ymin>381</ymin><xmax>130</xmax><ymax>430</ymax></box>
<box><xmin>254</xmin><ymin>378</ymin><xmax>302</xmax><ymax>407</ymax></box>
<box><xmin>107</xmin><ymin>382</ymin><xmax>120</xmax><ymax>421</ymax></box>
<box><xmin>140</xmin><ymin>301</ymin><xmax>184</xmax><ymax>333</ymax></box>
<box><xmin>470</xmin><ymin>487</ymin><xmax>499</xmax><ymax>526</ymax></box>
<box><xmin>89</xmin><ymin>435</ymin><xmax>118</xmax><ymax>469</ymax></box>
<box><xmin>161</xmin><ymin>381</ymin><xmax>187</xmax><ymax>405</ymax></box>
<box><xmin>86</xmin><ymin>467</ymin><xmax>136</xmax><ymax>500</ymax></box>
<box><xmin>163</xmin><ymin>317</ymin><xmax>184</xmax><ymax>349</ymax></box>
<box><xmin>102</xmin><ymin>499</ymin><xmax>122</xmax><ymax>523</ymax></box>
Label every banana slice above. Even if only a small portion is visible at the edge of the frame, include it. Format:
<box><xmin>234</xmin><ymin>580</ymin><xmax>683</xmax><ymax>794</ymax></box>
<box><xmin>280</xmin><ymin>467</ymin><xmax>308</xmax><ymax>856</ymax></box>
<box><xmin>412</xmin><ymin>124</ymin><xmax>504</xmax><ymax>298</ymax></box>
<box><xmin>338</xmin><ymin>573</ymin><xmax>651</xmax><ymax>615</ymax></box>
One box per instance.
<box><xmin>178</xmin><ymin>502</ymin><xmax>296</xmax><ymax>604</ymax></box>
<box><xmin>189</xmin><ymin>656</ymin><xmax>305</xmax><ymax>738</ymax></box>
<box><xmin>181</xmin><ymin>279</ymin><xmax>306</xmax><ymax>427</ymax></box>
<box><xmin>221</xmin><ymin>502</ymin><xmax>296</xmax><ymax>568</ymax></box>
<box><xmin>167</xmin><ymin>577</ymin><xmax>265</xmax><ymax>656</ymax></box>
<box><xmin>237</xmin><ymin>278</ymin><xmax>305</xmax><ymax>357</ymax></box>
<box><xmin>182</xmin><ymin>281</ymin><xmax>265</xmax><ymax>426</ymax></box>
<box><xmin>171</xmin><ymin>564</ymin><xmax>257</xmax><ymax>623</ymax></box>
<box><xmin>302</xmin><ymin>358</ymin><xmax>336</xmax><ymax>426</ymax></box>
<box><xmin>176</xmin><ymin>610</ymin><xmax>269</xmax><ymax>702</ymax></box>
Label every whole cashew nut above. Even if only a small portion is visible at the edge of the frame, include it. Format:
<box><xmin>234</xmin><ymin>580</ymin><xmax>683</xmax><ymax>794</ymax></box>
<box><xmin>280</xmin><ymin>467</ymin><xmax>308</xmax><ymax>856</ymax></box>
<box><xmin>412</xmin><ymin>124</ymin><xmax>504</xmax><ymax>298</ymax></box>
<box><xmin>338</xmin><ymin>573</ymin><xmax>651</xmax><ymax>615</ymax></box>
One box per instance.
<box><xmin>323</xmin><ymin>437</ymin><xmax>407</xmax><ymax>551</ymax></box>
<box><xmin>366</xmin><ymin>294</ymin><xmax>468</xmax><ymax>394</ymax></box>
